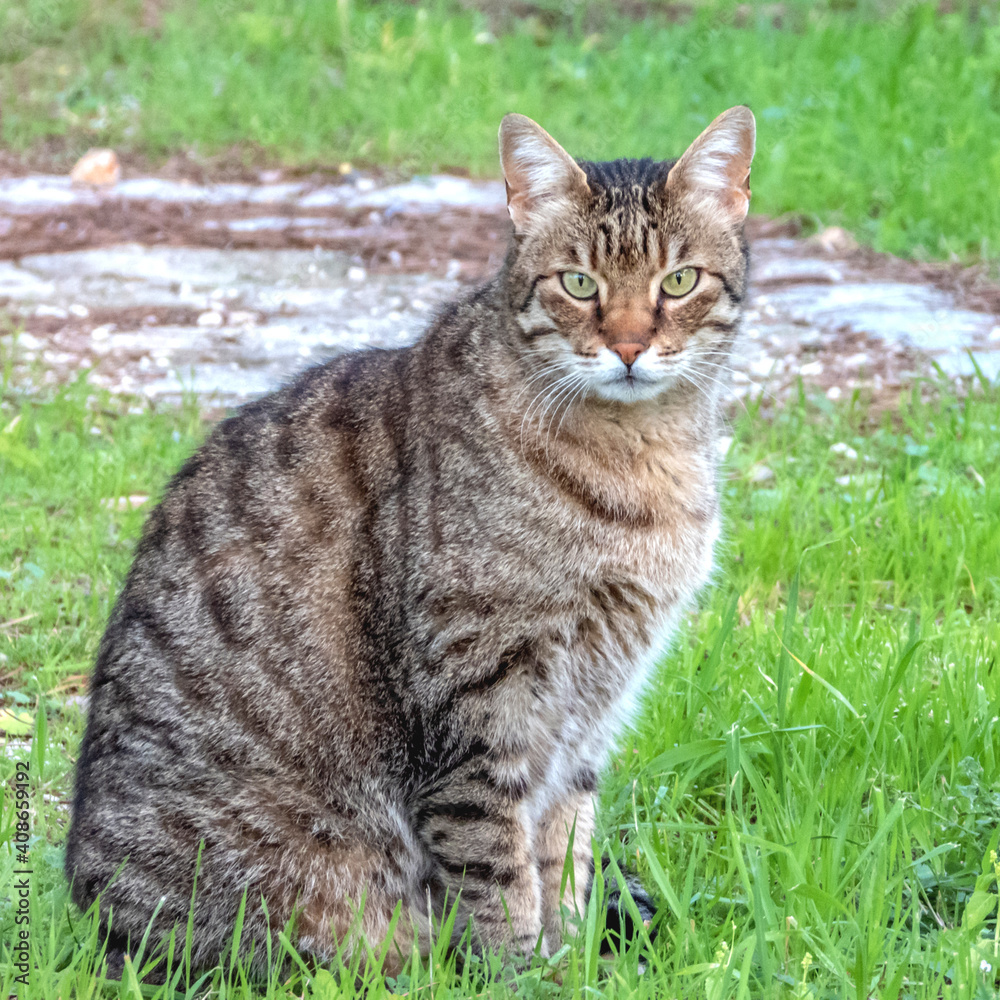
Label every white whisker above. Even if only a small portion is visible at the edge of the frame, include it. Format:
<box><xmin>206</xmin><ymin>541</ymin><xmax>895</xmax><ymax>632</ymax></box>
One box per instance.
<box><xmin>519</xmin><ymin>370</ymin><xmax>580</xmax><ymax>460</ymax></box>
<box><xmin>554</xmin><ymin>376</ymin><xmax>589</xmax><ymax>439</ymax></box>
<box><xmin>542</xmin><ymin>373</ymin><xmax>588</xmax><ymax>461</ymax></box>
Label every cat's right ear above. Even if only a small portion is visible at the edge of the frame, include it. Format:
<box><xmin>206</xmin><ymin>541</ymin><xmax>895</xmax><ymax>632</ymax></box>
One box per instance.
<box><xmin>499</xmin><ymin>114</ymin><xmax>590</xmax><ymax>230</ymax></box>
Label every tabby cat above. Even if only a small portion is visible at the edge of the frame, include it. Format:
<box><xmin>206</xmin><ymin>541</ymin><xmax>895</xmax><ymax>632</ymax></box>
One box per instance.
<box><xmin>67</xmin><ymin>106</ymin><xmax>755</xmax><ymax>976</ymax></box>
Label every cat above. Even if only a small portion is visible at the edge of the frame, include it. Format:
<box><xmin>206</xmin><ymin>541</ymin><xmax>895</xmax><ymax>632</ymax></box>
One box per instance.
<box><xmin>66</xmin><ymin>106</ymin><xmax>755</xmax><ymax>978</ymax></box>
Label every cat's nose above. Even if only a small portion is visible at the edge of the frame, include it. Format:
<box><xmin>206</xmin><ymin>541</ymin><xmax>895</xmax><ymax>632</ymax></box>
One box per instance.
<box><xmin>611</xmin><ymin>342</ymin><xmax>646</xmax><ymax>367</ymax></box>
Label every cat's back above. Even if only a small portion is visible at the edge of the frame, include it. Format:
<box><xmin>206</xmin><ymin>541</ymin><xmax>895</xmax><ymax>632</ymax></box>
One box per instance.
<box><xmin>71</xmin><ymin>286</ymin><xmax>507</xmax><ymax>792</ymax></box>
<box><xmin>71</xmin><ymin>345</ymin><xmax>421</xmax><ymax>822</ymax></box>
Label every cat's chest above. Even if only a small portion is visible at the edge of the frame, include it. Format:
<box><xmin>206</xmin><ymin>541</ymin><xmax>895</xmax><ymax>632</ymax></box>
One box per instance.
<box><xmin>518</xmin><ymin>513</ymin><xmax>719</xmax><ymax>819</ymax></box>
<box><xmin>415</xmin><ymin>430</ymin><xmax>719</xmax><ymax>807</ymax></box>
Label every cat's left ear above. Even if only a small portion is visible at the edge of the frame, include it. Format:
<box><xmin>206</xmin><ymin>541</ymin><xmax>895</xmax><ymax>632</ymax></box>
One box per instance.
<box><xmin>499</xmin><ymin>114</ymin><xmax>590</xmax><ymax>230</ymax></box>
<box><xmin>665</xmin><ymin>106</ymin><xmax>756</xmax><ymax>221</ymax></box>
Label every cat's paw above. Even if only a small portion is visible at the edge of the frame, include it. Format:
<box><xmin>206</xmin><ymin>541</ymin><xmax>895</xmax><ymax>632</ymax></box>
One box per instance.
<box><xmin>600</xmin><ymin>870</ymin><xmax>658</xmax><ymax>957</ymax></box>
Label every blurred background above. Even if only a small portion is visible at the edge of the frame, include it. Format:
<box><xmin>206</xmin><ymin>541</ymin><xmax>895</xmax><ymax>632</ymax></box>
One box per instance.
<box><xmin>3</xmin><ymin>0</ymin><xmax>1000</xmax><ymax>262</ymax></box>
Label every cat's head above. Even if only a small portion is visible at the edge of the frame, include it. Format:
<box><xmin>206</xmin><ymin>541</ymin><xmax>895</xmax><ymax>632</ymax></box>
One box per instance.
<box><xmin>498</xmin><ymin>108</ymin><xmax>755</xmax><ymax>405</ymax></box>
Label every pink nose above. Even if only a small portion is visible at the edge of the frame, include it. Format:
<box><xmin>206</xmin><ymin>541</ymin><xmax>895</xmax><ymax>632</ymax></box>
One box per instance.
<box><xmin>611</xmin><ymin>342</ymin><xmax>646</xmax><ymax>366</ymax></box>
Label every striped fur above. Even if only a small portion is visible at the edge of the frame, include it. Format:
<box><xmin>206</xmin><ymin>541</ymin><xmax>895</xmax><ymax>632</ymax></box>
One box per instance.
<box><xmin>66</xmin><ymin>108</ymin><xmax>755</xmax><ymax>976</ymax></box>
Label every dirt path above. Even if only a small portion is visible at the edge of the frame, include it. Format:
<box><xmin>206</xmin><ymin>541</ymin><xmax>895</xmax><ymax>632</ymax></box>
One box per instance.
<box><xmin>1</xmin><ymin>173</ymin><xmax>998</xmax><ymax>407</ymax></box>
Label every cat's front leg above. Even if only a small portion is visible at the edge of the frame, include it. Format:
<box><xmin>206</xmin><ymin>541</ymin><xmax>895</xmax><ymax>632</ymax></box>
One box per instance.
<box><xmin>535</xmin><ymin>791</ymin><xmax>596</xmax><ymax>946</ymax></box>
<box><xmin>416</xmin><ymin>758</ymin><xmax>545</xmax><ymax>960</ymax></box>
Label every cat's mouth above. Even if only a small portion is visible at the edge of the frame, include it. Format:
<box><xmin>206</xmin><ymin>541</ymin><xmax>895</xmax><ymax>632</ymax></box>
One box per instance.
<box><xmin>591</xmin><ymin>365</ymin><xmax>667</xmax><ymax>403</ymax></box>
<box><xmin>618</xmin><ymin>362</ymin><xmax>661</xmax><ymax>386</ymax></box>
<box><xmin>572</xmin><ymin>346</ymin><xmax>680</xmax><ymax>403</ymax></box>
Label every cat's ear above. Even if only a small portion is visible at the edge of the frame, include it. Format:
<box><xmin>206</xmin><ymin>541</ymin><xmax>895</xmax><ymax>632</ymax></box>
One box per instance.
<box><xmin>665</xmin><ymin>106</ymin><xmax>756</xmax><ymax>221</ymax></box>
<box><xmin>499</xmin><ymin>114</ymin><xmax>590</xmax><ymax>229</ymax></box>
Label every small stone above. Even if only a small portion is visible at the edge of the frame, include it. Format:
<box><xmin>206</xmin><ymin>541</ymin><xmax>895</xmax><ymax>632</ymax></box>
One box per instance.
<box><xmin>197</xmin><ymin>310</ymin><xmax>224</xmax><ymax>327</ymax></box>
<box><xmin>70</xmin><ymin>148</ymin><xmax>121</xmax><ymax>187</ymax></box>
<box><xmin>445</xmin><ymin>259</ymin><xmax>462</xmax><ymax>280</ymax></box>
<box><xmin>812</xmin><ymin>226</ymin><xmax>858</xmax><ymax>254</ymax></box>
<box><xmin>748</xmin><ymin>463</ymin><xmax>775</xmax><ymax>483</ymax></box>
<box><xmin>69</xmin><ymin>303</ymin><xmax>90</xmax><ymax>318</ymax></box>
<box><xmin>227</xmin><ymin>311</ymin><xmax>257</xmax><ymax>326</ymax></box>
<box><xmin>750</xmin><ymin>358</ymin><xmax>778</xmax><ymax>377</ymax></box>
<box><xmin>347</xmin><ymin>266</ymin><xmax>367</xmax><ymax>282</ymax></box>
<box><xmin>35</xmin><ymin>303</ymin><xmax>68</xmax><ymax>319</ymax></box>
<box><xmin>90</xmin><ymin>325</ymin><xmax>112</xmax><ymax>341</ymax></box>
<box><xmin>826</xmin><ymin>386</ymin><xmax>843</xmax><ymax>400</ymax></box>
<box><xmin>835</xmin><ymin>474</ymin><xmax>853</xmax><ymax>487</ymax></box>
<box><xmin>830</xmin><ymin>442</ymin><xmax>858</xmax><ymax>460</ymax></box>
<box><xmin>16</xmin><ymin>332</ymin><xmax>42</xmax><ymax>350</ymax></box>
<box><xmin>100</xmin><ymin>494</ymin><xmax>150</xmax><ymax>511</ymax></box>
<box><xmin>844</xmin><ymin>353</ymin><xmax>869</xmax><ymax>368</ymax></box>
<box><xmin>989</xmin><ymin>326</ymin><xmax>1000</xmax><ymax>342</ymax></box>
<box><xmin>799</xmin><ymin>360</ymin><xmax>824</xmax><ymax>377</ymax></box>
<box><xmin>388</xmin><ymin>250</ymin><xmax>403</xmax><ymax>268</ymax></box>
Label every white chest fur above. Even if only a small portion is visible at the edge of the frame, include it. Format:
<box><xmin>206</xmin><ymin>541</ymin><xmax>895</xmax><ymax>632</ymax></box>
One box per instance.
<box><xmin>522</xmin><ymin>512</ymin><xmax>721</xmax><ymax>825</ymax></box>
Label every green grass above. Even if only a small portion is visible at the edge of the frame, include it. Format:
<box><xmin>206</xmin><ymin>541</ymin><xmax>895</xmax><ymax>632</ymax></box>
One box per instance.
<box><xmin>3</xmin><ymin>0</ymin><xmax>1000</xmax><ymax>263</ymax></box>
<box><xmin>2</xmin><ymin>362</ymin><xmax>1000</xmax><ymax>997</ymax></box>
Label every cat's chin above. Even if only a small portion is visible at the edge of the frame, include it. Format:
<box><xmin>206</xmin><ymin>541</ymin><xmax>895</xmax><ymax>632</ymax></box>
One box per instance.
<box><xmin>589</xmin><ymin>372</ymin><xmax>673</xmax><ymax>404</ymax></box>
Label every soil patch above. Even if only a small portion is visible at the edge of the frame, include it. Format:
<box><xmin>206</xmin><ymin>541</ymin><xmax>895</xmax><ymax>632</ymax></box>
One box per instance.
<box><xmin>3</xmin><ymin>192</ymin><xmax>998</xmax><ymax>316</ymax></box>
<box><xmin>1</xmin><ymin>173</ymin><xmax>997</xmax><ymax>406</ymax></box>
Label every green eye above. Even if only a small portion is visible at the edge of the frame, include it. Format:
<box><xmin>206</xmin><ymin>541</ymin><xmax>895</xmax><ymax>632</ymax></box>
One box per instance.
<box><xmin>661</xmin><ymin>267</ymin><xmax>699</xmax><ymax>297</ymax></box>
<box><xmin>561</xmin><ymin>272</ymin><xmax>598</xmax><ymax>299</ymax></box>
